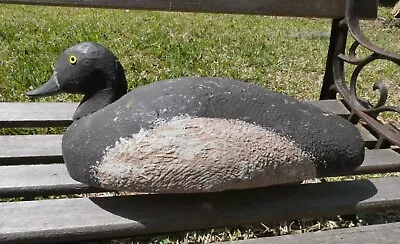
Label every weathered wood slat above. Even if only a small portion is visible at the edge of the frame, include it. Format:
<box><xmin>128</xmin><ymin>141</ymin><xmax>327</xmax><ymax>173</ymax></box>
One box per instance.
<box><xmin>0</xmin><ymin>177</ymin><xmax>399</xmax><ymax>243</ymax></box>
<box><xmin>0</xmin><ymin>102</ymin><xmax>76</xmax><ymax>128</ymax></box>
<box><xmin>356</xmin><ymin>124</ymin><xmax>378</xmax><ymax>148</ymax></box>
<box><xmin>0</xmin><ymin>100</ymin><xmax>350</xmax><ymax>128</ymax></box>
<box><xmin>353</xmin><ymin>149</ymin><xmax>400</xmax><ymax>175</ymax></box>
<box><xmin>0</xmin><ymin>124</ymin><xmax>377</xmax><ymax>166</ymax></box>
<box><xmin>0</xmin><ymin>164</ymin><xmax>105</xmax><ymax>197</ymax></box>
<box><xmin>230</xmin><ymin>222</ymin><xmax>400</xmax><ymax>244</ymax></box>
<box><xmin>1</xmin><ymin>149</ymin><xmax>398</xmax><ymax>197</ymax></box>
<box><xmin>0</xmin><ymin>0</ymin><xmax>378</xmax><ymax>18</ymax></box>
<box><xmin>307</xmin><ymin>100</ymin><xmax>350</xmax><ymax>117</ymax></box>
<box><xmin>0</xmin><ymin>135</ymin><xmax>63</xmax><ymax>165</ymax></box>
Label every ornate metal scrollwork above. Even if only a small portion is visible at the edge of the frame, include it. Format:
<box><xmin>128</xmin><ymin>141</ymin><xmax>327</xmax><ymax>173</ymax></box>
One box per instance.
<box><xmin>320</xmin><ymin>0</ymin><xmax>400</xmax><ymax>148</ymax></box>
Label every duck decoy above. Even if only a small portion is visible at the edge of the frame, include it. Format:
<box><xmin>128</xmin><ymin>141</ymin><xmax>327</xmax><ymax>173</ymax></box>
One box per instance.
<box><xmin>27</xmin><ymin>42</ymin><xmax>365</xmax><ymax>193</ymax></box>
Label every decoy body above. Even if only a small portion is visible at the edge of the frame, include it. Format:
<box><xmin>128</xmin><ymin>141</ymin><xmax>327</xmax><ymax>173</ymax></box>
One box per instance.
<box><xmin>27</xmin><ymin>42</ymin><xmax>365</xmax><ymax>193</ymax></box>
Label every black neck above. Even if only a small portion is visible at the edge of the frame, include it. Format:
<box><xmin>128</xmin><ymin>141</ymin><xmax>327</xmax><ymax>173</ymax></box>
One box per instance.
<box><xmin>72</xmin><ymin>88</ymin><xmax>125</xmax><ymax>120</ymax></box>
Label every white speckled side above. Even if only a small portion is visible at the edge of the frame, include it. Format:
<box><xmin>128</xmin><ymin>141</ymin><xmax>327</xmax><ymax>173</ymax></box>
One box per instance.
<box><xmin>92</xmin><ymin>117</ymin><xmax>317</xmax><ymax>193</ymax></box>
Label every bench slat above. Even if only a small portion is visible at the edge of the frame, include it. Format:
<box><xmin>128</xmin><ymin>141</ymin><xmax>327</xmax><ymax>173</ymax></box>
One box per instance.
<box><xmin>353</xmin><ymin>149</ymin><xmax>400</xmax><ymax>175</ymax></box>
<box><xmin>307</xmin><ymin>100</ymin><xmax>350</xmax><ymax>117</ymax></box>
<box><xmin>0</xmin><ymin>135</ymin><xmax>63</xmax><ymax>165</ymax></box>
<box><xmin>0</xmin><ymin>102</ymin><xmax>76</xmax><ymax>128</ymax></box>
<box><xmin>0</xmin><ymin>149</ymin><xmax>399</xmax><ymax>198</ymax></box>
<box><xmin>0</xmin><ymin>0</ymin><xmax>378</xmax><ymax>18</ymax></box>
<box><xmin>0</xmin><ymin>177</ymin><xmax>399</xmax><ymax>243</ymax></box>
<box><xmin>0</xmin><ymin>123</ymin><xmax>377</xmax><ymax>165</ymax></box>
<box><xmin>0</xmin><ymin>100</ymin><xmax>349</xmax><ymax>128</ymax></box>
<box><xmin>231</xmin><ymin>222</ymin><xmax>400</xmax><ymax>244</ymax></box>
<box><xmin>356</xmin><ymin>124</ymin><xmax>377</xmax><ymax>148</ymax></box>
<box><xmin>0</xmin><ymin>164</ymin><xmax>105</xmax><ymax>197</ymax></box>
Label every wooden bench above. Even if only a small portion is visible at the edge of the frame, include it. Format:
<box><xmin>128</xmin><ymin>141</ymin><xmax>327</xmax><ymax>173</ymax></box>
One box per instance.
<box><xmin>1</xmin><ymin>0</ymin><xmax>399</xmax><ymax>243</ymax></box>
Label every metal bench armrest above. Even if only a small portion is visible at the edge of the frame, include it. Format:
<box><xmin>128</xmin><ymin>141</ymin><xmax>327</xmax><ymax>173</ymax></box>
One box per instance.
<box><xmin>320</xmin><ymin>0</ymin><xmax>400</xmax><ymax>148</ymax></box>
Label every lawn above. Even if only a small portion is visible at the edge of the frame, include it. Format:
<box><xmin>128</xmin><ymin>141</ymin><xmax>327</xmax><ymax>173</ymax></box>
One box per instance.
<box><xmin>0</xmin><ymin>4</ymin><xmax>399</xmax><ymax>243</ymax></box>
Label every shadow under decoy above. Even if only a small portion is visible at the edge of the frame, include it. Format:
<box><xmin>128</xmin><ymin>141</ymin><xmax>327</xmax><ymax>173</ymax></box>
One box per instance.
<box><xmin>90</xmin><ymin>179</ymin><xmax>378</xmax><ymax>235</ymax></box>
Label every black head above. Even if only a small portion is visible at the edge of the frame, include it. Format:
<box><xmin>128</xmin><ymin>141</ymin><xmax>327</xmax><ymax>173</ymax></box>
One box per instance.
<box><xmin>27</xmin><ymin>42</ymin><xmax>128</xmax><ymax>119</ymax></box>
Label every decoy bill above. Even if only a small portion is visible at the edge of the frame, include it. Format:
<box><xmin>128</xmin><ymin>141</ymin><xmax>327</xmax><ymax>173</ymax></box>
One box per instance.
<box><xmin>27</xmin><ymin>42</ymin><xmax>365</xmax><ymax>193</ymax></box>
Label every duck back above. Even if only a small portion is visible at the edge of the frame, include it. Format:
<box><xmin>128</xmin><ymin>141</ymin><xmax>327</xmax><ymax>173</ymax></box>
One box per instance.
<box><xmin>62</xmin><ymin>77</ymin><xmax>364</xmax><ymax>193</ymax></box>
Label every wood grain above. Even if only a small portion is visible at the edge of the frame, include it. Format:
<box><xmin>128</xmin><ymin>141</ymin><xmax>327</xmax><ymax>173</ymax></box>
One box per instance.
<box><xmin>0</xmin><ymin>0</ymin><xmax>378</xmax><ymax>18</ymax></box>
<box><xmin>0</xmin><ymin>177</ymin><xmax>399</xmax><ymax>243</ymax></box>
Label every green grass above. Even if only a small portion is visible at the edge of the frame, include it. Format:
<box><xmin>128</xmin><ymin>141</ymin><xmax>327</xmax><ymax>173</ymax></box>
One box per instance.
<box><xmin>1</xmin><ymin>5</ymin><xmax>398</xmax><ymax>123</ymax></box>
<box><xmin>0</xmin><ymin>6</ymin><xmax>328</xmax><ymax>101</ymax></box>
<box><xmin>0</xmin><ymin>4</ymin><xmax>399</xmax><ymax>243</ymax></box>
<box><xmin>1</xmin><ymin>6</ymin><xmax>398</xmax><ymax>100</ymax></box>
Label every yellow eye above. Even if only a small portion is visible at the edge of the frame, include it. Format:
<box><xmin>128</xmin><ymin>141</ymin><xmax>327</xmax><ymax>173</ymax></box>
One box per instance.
<box><xmin>69</xmin><ymin>55</ymin><xmax>77</xmax><ymax>65</ymax></box>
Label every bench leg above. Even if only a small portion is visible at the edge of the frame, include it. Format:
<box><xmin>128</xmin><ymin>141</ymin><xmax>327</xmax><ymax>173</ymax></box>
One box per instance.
<box><xmin>320</xmin><ymin>19</ymin><xmax>347</xmax><ymax>100</ymax></box>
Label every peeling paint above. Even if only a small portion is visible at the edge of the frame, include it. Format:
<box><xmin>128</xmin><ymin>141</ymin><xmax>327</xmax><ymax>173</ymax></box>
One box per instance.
<box><xmin>92</xmin><ymin>117</ymin><xmax>317</xmax><ymax>193</ymax></box>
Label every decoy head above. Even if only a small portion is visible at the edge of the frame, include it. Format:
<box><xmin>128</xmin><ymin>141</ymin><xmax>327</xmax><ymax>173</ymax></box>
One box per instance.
<box><xmin>27</xmin><ymin>42</ymin><xmax>128</xmax><ymax>119</ymax></box>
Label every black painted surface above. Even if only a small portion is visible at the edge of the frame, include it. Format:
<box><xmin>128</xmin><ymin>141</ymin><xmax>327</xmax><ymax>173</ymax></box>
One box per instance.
<box><xmin>28</xmin><ymin>42</ymin><xmax>365</xmax><ymax>190</ymax></box>
<box><xmin>64</xmin><ymin>78</ymin><xmax>365</xmax><ymax>187</ymax></box>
